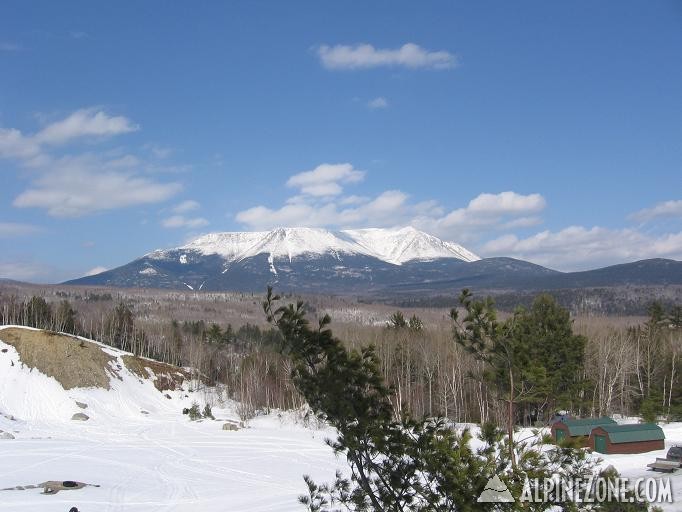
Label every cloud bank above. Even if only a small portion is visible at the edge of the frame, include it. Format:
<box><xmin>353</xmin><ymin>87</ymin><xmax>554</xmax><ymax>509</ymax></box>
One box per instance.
<box><xmin>1</xmin><ymin>108</ymin><xmax>181</xmax><ymax>217</ymax></box>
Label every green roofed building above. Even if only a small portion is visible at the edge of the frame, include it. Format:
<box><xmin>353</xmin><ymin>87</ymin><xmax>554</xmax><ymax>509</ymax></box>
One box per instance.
<box><xmin>551</xmin><ymin>417</ymin><xmax>617</xmax><ymax>444</ymax></box>
<box><xmin>589</xmin><ymin>423</ymin><xmax>665</xmax><ymax>454</ymax></box>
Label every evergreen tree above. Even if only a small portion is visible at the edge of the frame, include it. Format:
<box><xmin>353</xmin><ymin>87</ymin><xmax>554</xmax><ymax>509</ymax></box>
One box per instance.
<box><xmin>25</xmin><ymin>296</ymin><xmax>52</xmax><ymax>329</ymax></box>
<box><xmin>265</xmin><ymin>288</ymin><xmax>490</xmax><ymax>510</ymax></box>
<box><xmin>387</xmin><ymin>311</ymin><xmax>407</xmax><ymax>329</ymax></box>
<box><xmin>451</xmin><ymin>289</ymin><xmax>520</xmax><ymax>468</ymax></box>
<box><xmin>453</xmin><ymin>291</ymin><xmax>587</xmax><ymax>435</ymax></box>
<box><xmin>206</xmin><ymin>323</ymin><xmax>223</xmax><ymax>344</ymax></box>
<box><xmin>508</xmin><ymin>294</ymin><xmax>587</xmax><ymax>421</ymax></box>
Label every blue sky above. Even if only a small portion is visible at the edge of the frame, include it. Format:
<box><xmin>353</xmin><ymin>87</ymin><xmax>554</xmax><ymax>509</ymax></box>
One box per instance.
<box><xmin>1</xmin><ymin>1</ymin><xmax>681</xmax><ymax>281</ymax></box>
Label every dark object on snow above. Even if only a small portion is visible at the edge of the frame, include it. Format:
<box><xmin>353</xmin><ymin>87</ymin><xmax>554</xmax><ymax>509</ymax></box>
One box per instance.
<box><xmin>647</xmin><ymin>458</ymin><xmax>679</xmax><ymax>472</ymax></box>
<box><xmin>40</xmin><ymin>480</ymin><xmax>91</xmax><ymax>494</ymax></box>
<box><xmin>667</xmin><ymin>445</ymin><xmax>682</xmax><ymax>462</ymax></box>
<box><xmin>69</xmin><ymin>508</ymin><xmax>79</xmax><ymax>512</ymax></box>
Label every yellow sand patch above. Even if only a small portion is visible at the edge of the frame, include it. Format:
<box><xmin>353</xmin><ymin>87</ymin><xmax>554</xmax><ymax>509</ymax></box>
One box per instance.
<box><xmin>0</xmin><ymin>328</ymin><xmax>115</xmax><ymax>390</ymax></box>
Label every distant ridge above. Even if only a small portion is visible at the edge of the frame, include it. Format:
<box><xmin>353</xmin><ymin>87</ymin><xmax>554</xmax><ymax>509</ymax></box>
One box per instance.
<box><xmin>63</xmin><ymin>227</ymin><xmax>682</xmax><ymax>294</ymax></box>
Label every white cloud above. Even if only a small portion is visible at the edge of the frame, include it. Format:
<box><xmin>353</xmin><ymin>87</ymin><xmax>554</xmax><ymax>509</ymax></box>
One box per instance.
<box><xmin>238</xmin><ymin>166</ymin><xmax>544</xmax><ymax>240</ymax></box>
<box><xmin>482</xmin><ymin>226</ymin><xmax>682</xmax><ymax>271</ymax></box>
<box><xmin>499</xmin><ymin>216</ymin><xmax>543</xmax><ymax>229</ymax></box>
<box><xmin>318</xmin><ymin>43</ymin><xmax>456</xmax><ymax>70</ymax></box>
<box><xmin>0</xmin><ymin>108</ymin><xmax>138</xmax><ymax>167</ymax></box>
<box><xmin>368</xmin><ymin>97</ymin><xmax>389</xmax><ymax>109</ymax></box>
<box><xmin>35</xmin><ymin>108</ymin><xmax>138</xmax><ymax>145</ymax></box>
<box><xmin>0</xmin><ymin>222</ymin><xmax>41</xmax><ymax>237</ymax></box>
<box><xmin>236</xmin><ymin>189</ymin><xmax>409</xmax><ymax>231</ymax></box>
<box><xmin>173</xmin><ymin>200</ymin><xmax>200</xmax><ymax>213</ymax></box>
<box><xmin>84</xmin><ymin>266</ymin><xmax>108</xmax><ymax>276</ymax></box>
<box><xmin>339</xmin><ymin>195</ymin><xmax>369</xmax><ymax>205</ymax></box>
<box><xmin>13</xmin><ymin>153</ymin><xmax>182</xmax><ymax>217</ymax></box>
<box><xmin>287</xmin><ymin>163</ymin><xmax>365</xmax><ymax>197</ymax></box>
<box><xmin>236</xmin><ymin>203</ymin><xmax>326</xmax><ymax>230</ymax></box>
<box><xmin>0</xmin><ymin>128</ymin><xmax>43</xmax><ymax>161</ymax></box>
<box><xmin>631</xmin><ymin>199</ymin><xmax>682</xmax><ymax>222</ymax></box>
<box><xmin>409</xmin><ymin>191</ymin><xmax>547</xmax><ymax>241</ymax></box>
<box><xmin>162</xmin><ymin>215</ymin><xmax>209</xmax><ymax>229</ymax></box>
<box><xmin>1</xmin><ymin>109</ymin><xmax>183</xmax><ymax>217</ymax></box>
<box><xmin>439</xmin><ymin>191</ymin><xmax>545</xmax><ymax>228</ymax></box>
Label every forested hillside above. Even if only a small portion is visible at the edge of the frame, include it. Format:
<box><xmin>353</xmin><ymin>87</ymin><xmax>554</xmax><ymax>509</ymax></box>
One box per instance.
<box><xmin>2</xmin><ymin>284</ymin><xmax>680</xmax><ymax>427</ymax></box>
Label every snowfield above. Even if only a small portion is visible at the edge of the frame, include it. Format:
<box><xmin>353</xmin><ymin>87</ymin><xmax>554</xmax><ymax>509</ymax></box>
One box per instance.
<box><xmin>1</xmin><ymin>325</ymin><xmax>681</xmax><ymax>511</ymax></box>
<box><xmin>0</xmin><ymin>412</ymin><xmax>341</xmax><ymax>512</ymax></box>
<box><xmin>0</xmin><ymin>326</ymin><xmax>343</xmax><ymax>512</ymax></box>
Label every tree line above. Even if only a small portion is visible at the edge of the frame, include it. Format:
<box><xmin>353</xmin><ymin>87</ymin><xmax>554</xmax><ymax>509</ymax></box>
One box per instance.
<box><xmin>1</xmin><ymin>290</ymin><xmax>680</xmax><ymax>427</ymax></box>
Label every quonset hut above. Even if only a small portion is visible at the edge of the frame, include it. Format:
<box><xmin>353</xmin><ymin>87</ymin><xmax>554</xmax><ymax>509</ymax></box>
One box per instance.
<box><xmin>551</xmin><ymin>417</ymin><xmax>617</xmax><ymax>445</ymax></box>
<box><xmin>588</xmin><ymin>423</ymin><xmax>665</xmax><ymax>454</ymax></box>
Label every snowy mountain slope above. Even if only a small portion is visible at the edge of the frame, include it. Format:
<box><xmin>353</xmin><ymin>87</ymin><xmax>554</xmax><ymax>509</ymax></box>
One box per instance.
<box><xmin>344</xmin><ymin>226</ymin><xmax>479</xmax><ymax>264</ymax></box>
<box><xmin>159</xmin><ymin>226</ymin><xmax>480</xmax><ymax>265</ymax></box>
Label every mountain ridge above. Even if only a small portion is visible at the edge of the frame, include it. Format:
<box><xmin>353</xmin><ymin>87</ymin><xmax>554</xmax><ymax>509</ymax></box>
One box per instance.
<box><xmin>64</xmin><ymin>227</ymin><xmax>682</xmax><ymax>294</ymax></box>
<box><xmin>153</xmin><ymin>226</ymin><xmax>480</xmax><ymax>266</ymax></box>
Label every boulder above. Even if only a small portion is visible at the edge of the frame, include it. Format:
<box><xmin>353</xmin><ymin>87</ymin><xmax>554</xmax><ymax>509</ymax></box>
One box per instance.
<box><xmin>71</xmin><ymin>413</ymin><xmax>89</xmax><ymax>421</ymax></box>
<box><xmin>75</xmin><ymin>401</ymin><xmax>88</xmax><ymax>409</ymax></box>
<box><xmin>222</xmin><ymin>422</ymin><xmax>239</xmax><ymax>431</ymax></box>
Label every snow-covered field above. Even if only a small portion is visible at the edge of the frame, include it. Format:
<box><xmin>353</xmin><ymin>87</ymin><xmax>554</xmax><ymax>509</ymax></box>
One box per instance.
<box><xmin>0</xmin><ymin>327</ymin><xmax>342</xmax><ymax>512</ymax></box>
<box><xmin>1</xmin><ymin>325</ymin><xmax>681</xmax><ymax>511</ymax></box>
<box><xmin>0</xmin><ymin>411</ymin><xmax>341</xmax><ymax>512</ymax></box>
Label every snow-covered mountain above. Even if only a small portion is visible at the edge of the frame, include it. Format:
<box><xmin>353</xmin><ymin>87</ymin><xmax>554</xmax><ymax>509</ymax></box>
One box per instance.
<box><xmin>66</xmin><ymin>226</ymin><xmax>494</xmax><ymax>292</ymax></box>
<box><xmin>67</xmin><ymin>227</ymin><xmax>580</xmax><ymax>294</ymax></box>
<box><xmin>153</xmin><ymin>226</ymin><xmax>479</xmax><ymax>266</ymax></box>
<box><xmin>63</xmin><ymin>228</ymin><xmax>682</xmax><ymax>295</ymax></box>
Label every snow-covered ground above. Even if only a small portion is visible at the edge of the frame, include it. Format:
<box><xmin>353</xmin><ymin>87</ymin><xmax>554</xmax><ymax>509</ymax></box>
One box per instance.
<box><xmin>1</xmin><ymin>325</ymin><xmax>681</xmax><ymax>511</ymax></box>
<box><xmin>0</xmin><ymin>327</ymin><xmax>343</xmax><ymax>512</ymax></box>
<box><xmin>0</xmin><ymin>411</ymin><xmax>341</xmax><ymax>512</ymax></box>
